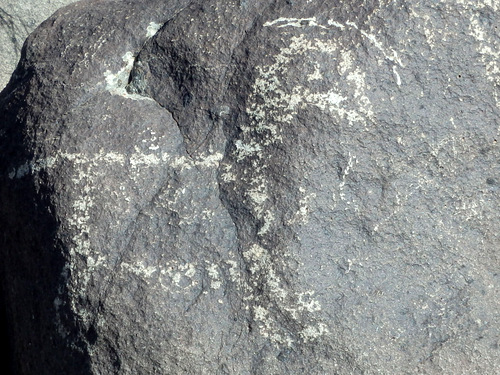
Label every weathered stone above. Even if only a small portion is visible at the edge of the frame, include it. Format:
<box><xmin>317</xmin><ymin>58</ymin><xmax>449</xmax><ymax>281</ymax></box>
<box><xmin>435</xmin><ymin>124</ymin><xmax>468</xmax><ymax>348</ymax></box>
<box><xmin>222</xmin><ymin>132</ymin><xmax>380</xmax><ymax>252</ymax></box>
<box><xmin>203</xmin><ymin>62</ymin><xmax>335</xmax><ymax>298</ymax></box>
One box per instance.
<box><xmin>0</xmin><ymin>0</ymin><xmax>77</xmax><ymax>90</ymax></box>
<box><xmin>1</xmin><ymin>0</ymin><xmax>499</xmax><ymax>374</ymax></box>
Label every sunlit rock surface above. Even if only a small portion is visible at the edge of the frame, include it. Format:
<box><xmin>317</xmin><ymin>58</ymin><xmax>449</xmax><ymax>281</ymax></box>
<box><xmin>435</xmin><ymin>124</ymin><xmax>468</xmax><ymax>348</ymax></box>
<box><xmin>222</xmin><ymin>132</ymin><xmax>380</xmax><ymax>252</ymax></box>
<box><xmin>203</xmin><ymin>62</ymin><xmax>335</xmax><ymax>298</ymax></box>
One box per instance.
<box><xmin>1</xmin><ymin>0</ymin><xmax>499</xmax><ymax>373</ymax></box>
<box><xmin>0</xmin><ymin>0</ymin><xmax>77</xmax><ymax>89</ymax></box>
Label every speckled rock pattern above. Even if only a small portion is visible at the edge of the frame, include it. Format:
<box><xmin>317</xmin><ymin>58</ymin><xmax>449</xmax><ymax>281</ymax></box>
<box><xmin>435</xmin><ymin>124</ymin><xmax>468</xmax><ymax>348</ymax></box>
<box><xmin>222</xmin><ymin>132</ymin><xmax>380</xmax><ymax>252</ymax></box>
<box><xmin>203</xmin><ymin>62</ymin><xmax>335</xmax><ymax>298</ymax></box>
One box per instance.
<box><xmin>0</xmin><ymin>0</ymin><xmax>77</xmax><ymax>90</ymax></box>
<box><xmin>1</xmin><ymin>0</ymin><xmax>499</xmax><ymax>374</ymax></box>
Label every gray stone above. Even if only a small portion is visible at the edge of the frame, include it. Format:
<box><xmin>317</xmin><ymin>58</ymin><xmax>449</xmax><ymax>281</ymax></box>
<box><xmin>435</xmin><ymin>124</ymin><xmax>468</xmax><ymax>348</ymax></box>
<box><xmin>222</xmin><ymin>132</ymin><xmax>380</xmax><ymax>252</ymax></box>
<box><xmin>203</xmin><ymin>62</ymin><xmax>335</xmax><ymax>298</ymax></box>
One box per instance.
<box><xmin>1</xmin><ymin>0</ymin><xmax>499</xmax><ymax>374</ymax></box>
<box><xmin>0</xmin><ymin>0</ymin><xmax>78</xmax><ymax>90</ymax></box>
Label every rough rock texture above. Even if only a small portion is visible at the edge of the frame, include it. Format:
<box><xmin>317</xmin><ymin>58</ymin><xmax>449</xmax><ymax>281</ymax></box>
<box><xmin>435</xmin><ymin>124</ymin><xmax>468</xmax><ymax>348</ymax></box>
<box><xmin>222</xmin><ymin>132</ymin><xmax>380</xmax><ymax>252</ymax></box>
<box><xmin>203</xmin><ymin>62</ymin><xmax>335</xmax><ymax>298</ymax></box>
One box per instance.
<box><xmin>1</xmin><ymin>0</ymin><xmax>499</xmax><ymax>374</ymax></box>
<box><xmin>0</xmin><ymin>0</ymin><xmax>78</xmax><ymax>90</ymax></box>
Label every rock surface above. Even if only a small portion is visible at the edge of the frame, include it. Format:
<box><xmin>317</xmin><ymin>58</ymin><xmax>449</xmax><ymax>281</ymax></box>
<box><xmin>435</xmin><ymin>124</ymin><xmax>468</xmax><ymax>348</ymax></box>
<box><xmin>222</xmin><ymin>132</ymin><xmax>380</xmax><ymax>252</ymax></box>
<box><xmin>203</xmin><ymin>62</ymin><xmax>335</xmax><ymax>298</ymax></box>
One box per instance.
<box><xmin>0</xmin><ymin>0</ymin><xmax>77</xmax><ymax>90</ymax></box>
<box><xmin>1</xmin><ymin>0</ymin><xmax>499</xmax><ymax>374</ymax></box>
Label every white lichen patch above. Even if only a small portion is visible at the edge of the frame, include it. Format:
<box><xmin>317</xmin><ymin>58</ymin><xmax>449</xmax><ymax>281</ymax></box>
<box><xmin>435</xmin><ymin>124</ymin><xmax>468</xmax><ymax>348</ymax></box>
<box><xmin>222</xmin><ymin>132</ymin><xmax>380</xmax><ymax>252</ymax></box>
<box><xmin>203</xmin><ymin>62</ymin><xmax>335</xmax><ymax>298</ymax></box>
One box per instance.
<box><xmin>104</xmin><ymin>52</ymin><xmax>134</xmax><ymax>94</ymax></box>
<box><xmin>184</xmin><ymin>263</ymin><xmax>197</xmax><ymax>279</ymax></box>
<box><xmin>289</xmin><ymin>188</ymin><xmax>316</xmax><ymax>225</ymax></box>
<box><xmin>195</xmin><ymin>152</ymin><xmax>224</xmax><ymax>168</ymax></box>
<box><xmin>255</xmin><ymin>209</ymin><xmax>273</xmax><ymax>236</ymax></box>
<box><xmin>122</xmin><ymin>261</ymin><xmax>158</xmax><ymax>279</ymax></box>
<box><xmin>225</xmin><ymin>259</ymin><xmax>240</xmax><ymax>281</ymax></box>
<box><xmin>126</xmin><ymin>149</ymin><xmax>224</xmax><ymax>171</ymax></box>
<box><xmin>220</xmin><ymin>163</ymin><xmax>236</xmax><ymax>182</ymax></box>
<box><xmin>170</xmin><ymin>152</ymin><xmax>224</xmax><ymax>170</ymax></box>
<box><xmin>300</xmin><ymin>322</ymin><xmax>330</xmax><ymax>343</ymax></box>
<box><xmin>158</xmin><ymin>261</ymin><xmax>200</xmax><ymax>291</ymax></box>
<box><xmin>297</xmin><ymin>291</ymin><xmax>322</xmax><ymax>313</ymax></box>
<box><xmin>228</xmin><ymin>23</ymin><xmax>376</xmax><ymax>250</ymax></box>
<box><xmin>245</xmin><ymin>32</ymin><xmax>375</xmax><ymax>143</ymax></box>
<box><xmin>207</xmin><ymin>263</ymin><xmax>222</xmax><ymax>290</ymax></box>
<box><xmin>360</xmin><ymin>29</ymin><xmax>403</xmax><ymax>67</ymax></box>
<box><xmin>307</xmin><ymin>63</ymin><xmax>323</xmax><ymax>81</ymax></box>
<box><xmin>222</xmin><ymin>18</ymin><xmax>397</xmax><ymax>346</ymax></box>
<box><xmin>104</xmin><ymin>52</ymin><xmax>153</xmax><ymax>101</ymax></box>
<box><xmin>146</xmin><ymin>22</ymin><xmax>162</xmax><ymax>38</ymax></box>
<box><xmin>234</xmin><ymin>140</ymin><xmax>262</xmax><ymax>161</ymax></box>
<box><xmin>265</xmin><ymin>16</ymin><xmax>403</xmax><ymax>67</ymax></box>
<box><xmin>264</xmin><ymin>17</ymin><xmax>328</xmax><ymax>29</ymax></box>
<box><xmin>392</xmin><ymin>66</ymin><xmax>402</xmax><ymax>86</ymax></box>
<box><xmin>63</xmin><ymin>158</ymin><xmax>106</xmax><ymax>300</ymax></box>
<box><xmin>102</xmin><ymin>22</ymin><xmax>164</xmax><ymax>100</ymax></box>
<box><xmin>248</xmin><ymin>184</ymin><xmax>268</xmax><ymax>206</ymax></box>
<box><xmin>241</xmin><ymin>243</ymin><xmax>327</xmax><ymax>346</ymax></box>
<box><xmin>327</xmin><ymin>19</ymin><xmax>346</xmax><ymax>30</ymax></box>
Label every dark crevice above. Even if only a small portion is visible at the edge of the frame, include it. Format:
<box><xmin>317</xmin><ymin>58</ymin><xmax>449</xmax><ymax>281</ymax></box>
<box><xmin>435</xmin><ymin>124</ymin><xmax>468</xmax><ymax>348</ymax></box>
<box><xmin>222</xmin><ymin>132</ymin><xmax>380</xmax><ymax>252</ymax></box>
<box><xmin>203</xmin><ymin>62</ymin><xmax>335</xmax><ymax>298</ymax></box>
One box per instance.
<box><xmin>126</xmin><ymin>0</ymin><xmax>267</xmax><ymax>158</ymax></box>
<box><xmin>124</xmin><ymin>3</ymin><xmax>200</xmax><ymax>157</ymax></box>
<box><xmin>125</xmin><ymin>0</ymin><xmax>197</xmax><ymax>91</ymax></box>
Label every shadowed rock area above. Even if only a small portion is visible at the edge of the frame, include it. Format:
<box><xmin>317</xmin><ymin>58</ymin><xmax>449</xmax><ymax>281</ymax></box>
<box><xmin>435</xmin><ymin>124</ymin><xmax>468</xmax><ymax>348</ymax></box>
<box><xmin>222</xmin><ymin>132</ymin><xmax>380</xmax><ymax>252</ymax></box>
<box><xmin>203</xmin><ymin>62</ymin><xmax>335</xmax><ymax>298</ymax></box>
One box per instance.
<box><xmin>1</xmin><ymin>0</ymin><xmax>499</xmax><ymax>374</ymax></box>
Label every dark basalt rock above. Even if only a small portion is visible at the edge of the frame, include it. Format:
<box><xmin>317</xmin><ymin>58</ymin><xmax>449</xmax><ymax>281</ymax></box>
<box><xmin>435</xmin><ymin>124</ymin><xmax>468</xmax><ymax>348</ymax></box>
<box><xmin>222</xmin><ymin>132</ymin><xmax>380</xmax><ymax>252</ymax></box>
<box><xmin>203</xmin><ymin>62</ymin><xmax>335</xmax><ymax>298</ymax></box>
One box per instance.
<box><xmin>1</xmin><ymin>0</ymin><xmax>499</xmax><ymax>374</ymax></box>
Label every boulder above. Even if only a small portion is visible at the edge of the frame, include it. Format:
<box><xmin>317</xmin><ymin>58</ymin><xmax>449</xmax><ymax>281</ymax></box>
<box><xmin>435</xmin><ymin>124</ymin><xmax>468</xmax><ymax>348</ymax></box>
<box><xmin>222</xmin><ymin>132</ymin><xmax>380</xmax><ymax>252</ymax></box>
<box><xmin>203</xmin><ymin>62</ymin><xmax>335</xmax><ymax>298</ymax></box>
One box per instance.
<box><xmin>1</xmin><ymin>0</ymin><xmax>499</xmax><ymax>373</ymax></box>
